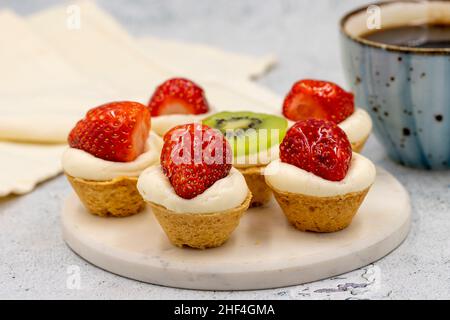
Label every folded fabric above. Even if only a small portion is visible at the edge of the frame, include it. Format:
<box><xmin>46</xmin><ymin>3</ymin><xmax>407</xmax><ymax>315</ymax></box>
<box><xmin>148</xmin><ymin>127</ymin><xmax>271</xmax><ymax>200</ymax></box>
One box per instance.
<box><xmin>0</xmin><ymin>142</ymin><xmax>65</xmax><ymax>197</ymax></box>
<box><xmin>0</xmin><ymin>10</ymin><xmax>115</xmax><ymax>143</ymax></box>
<box><xmin>138</xmin><ymin>36</ymin><xmax>276</xmax><ymax>80</ymax></box>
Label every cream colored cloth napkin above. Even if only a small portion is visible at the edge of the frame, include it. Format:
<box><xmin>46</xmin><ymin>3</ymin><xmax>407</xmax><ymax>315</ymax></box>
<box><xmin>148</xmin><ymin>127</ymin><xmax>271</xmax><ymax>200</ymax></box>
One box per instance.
<box><xmin>138</xmin><ymin>37</ymin><xmax>276</xmax><ymax>81</ymax></box>
<box><xmin>0</xmin><ymin>1</ymin><xmax>279</xmax><ymax>196</ymax></box>
<box><xmin>0</xmin><ymin>142</ymin><xmax>66</xmax><ymax>197</ymax></box>
<box><xmin>0</xmin><ymin>10</ymin><xmax>115</xmax><ymax>143</ymax></box>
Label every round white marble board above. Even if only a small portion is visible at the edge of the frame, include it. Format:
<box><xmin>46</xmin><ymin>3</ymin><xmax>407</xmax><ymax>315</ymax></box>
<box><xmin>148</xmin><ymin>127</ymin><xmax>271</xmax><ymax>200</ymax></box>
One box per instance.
<box><xmin>61</xmin><ymin>167</ymin><xmax>411</xmax><ymax>290</ymax></box>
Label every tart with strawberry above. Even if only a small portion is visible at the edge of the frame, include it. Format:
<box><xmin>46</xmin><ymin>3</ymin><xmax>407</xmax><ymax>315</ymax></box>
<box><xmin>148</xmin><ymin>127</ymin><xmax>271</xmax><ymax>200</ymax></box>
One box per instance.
<box><xmin>282</xmin><ymin>79</ymin><xmax>372</xmax><ymax>152</ymax></box>
<box><xmin>62</xmin><ymin>101</ymin><xmax>162</xmax><ymax>217</ymax></box>
<box><xmin>264</xmin><ymin>119</ymin><xmax>376</xmax><ymax>232</ymax></box>
<box><xmin>137</xmin><ymin>123</ymin><xmax>251</xmax><ymax>249</ymax></box>
<box><xmin>148</xmin><ymin>78</ymin><xmax>212</xmax><ymax>136</ymax></box>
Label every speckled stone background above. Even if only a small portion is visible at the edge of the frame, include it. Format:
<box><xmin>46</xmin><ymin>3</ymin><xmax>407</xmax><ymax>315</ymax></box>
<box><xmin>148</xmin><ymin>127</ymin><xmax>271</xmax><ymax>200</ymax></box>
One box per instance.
<box><xmin>1</xmin><ymin>0</ymin><xmax>449</xmax><ymax>300</ymax></box>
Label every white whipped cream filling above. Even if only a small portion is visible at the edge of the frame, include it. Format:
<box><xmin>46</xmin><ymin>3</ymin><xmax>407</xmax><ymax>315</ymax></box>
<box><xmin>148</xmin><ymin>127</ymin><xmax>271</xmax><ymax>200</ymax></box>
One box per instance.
<box><xmin>137</xmin><ymin>166</ymin><xmax>248</xmax><ymax>214</ymax></box>
<box><xmin>233</xmin><ymin>144</ymin><xmax>280</xmax><ymax>168</ymax></box>
<box><xmin>62</xmin><ymin>131</ymin><xmax>163</xmax><ymax>181</ymax></box>
<box><xmin>152</xmin><ymin>112</ymin><xmax>212</xmax><ymax>136</ymax></box>
<box><xmin>264</xmin><ymin>152</ymin><xmax>376</xmax><ymax>197</ymax></box>
<box><xmin>338</xmin><ymin>108</ymin><xmax>372</xmax><ymax>144</ymax></box>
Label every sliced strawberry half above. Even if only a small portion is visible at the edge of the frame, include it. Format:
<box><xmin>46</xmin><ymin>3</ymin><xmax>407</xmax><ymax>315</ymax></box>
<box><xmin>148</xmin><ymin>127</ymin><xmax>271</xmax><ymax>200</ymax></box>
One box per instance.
<box><xmin>282</xmin><ymin>79</ymin><xmax>354</xmax><ymax>123</ymax></box>
<box><xmin>68</xmin><ymin>101</ymin><xmax>151</xmax><ymax>162</ymax></box>
<box><xmin>160</xmin><ymin>123</ymin><xmax>232</xmax><ymax>199</ymax></box>
<box><xmin>149</xmin><ymin>78</ymin><xmax>210</xmax><ymax>116</ymax></box>
<box><xmin>280</xmin><ymin>119</ymin><xmax>352</xmax><ymax>181</ymax></box>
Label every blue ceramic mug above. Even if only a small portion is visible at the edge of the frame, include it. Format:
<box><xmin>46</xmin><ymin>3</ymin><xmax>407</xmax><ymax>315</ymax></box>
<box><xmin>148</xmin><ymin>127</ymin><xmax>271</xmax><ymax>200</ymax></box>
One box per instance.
<box><xmin>340</xmin><ymin>0</ymin><xmax>450</xmax><ymax>170</ymax></box>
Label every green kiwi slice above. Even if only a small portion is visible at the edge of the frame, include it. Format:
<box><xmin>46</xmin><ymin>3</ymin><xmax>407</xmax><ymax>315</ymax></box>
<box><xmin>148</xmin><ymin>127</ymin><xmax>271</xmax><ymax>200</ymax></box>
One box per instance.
<box><xmin>203</xmin><ymin>111</ymin><xmax>288</xmax><ymax>158</ymax></box>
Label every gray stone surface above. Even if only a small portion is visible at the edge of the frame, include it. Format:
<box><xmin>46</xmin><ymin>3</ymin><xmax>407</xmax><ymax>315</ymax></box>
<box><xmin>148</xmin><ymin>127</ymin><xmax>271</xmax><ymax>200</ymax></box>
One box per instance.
<box><xmin>1</xmin><ymin>0</ymin><xmax>449</xmax><ymax>299</ymax></box>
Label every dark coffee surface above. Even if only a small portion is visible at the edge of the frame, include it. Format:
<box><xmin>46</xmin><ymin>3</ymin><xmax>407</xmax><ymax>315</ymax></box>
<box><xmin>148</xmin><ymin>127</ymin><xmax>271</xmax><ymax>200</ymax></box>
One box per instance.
<box><xmin>362</xmin><ymin>24</ymin><xmax>450</xmax><ymax>48</ymax></box>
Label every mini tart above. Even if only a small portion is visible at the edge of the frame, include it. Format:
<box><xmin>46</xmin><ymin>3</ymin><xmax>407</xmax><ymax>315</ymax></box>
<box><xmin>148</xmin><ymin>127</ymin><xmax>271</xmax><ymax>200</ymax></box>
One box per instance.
<box><xmin>137</xmin><ymin>166</ymin><xmax>251</xmax><ymax>249</ymax></box>
<box><xmin>268</xmin><ymin>185</ymin><xmax>370</xmax><ymax>232</ymax></box>
<box><xmin>236</xmin><ymin>165</ymin><xmax>272</xmax><ymax>208</ymax></box>
<box><xmin>66</xmin><ymin>175</ymin><xmax>144</xmax><ymax>217</ymax></box>
<box><xmin>203</xmin><ymin>111</ymin><xmax>288</xmax><ymax>208</ymax></box>
<box><xmin>63</xmin><ymin>133</ymin><xmax>162</xmax><ymax>217</ymax></box>
<box><xmin>233</xmin><ymin>144</ymin><xmax>280</xmax><ymax>208</ymax></box>
<box><xmin>233</xmin><ymin>144</ymin><xmax>280</xmax><ymax>207</ymax></box>
<box><xmin>265</xmin><ymin>153</ymin><xmax>376</xmax><ymax>233</ymax></box>
<box><xmin>149</xmin><ymin>192</ymin><xmax>252</xmax><ymax>249</ymax></box>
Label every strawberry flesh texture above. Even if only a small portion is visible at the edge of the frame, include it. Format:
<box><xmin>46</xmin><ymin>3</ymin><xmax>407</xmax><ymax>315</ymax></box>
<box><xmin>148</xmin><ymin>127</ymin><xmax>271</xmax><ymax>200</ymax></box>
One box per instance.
<box><xmin>280</xmin><ymin>119</ymin><xmax>352</xmax><ymax>181</ymax></box>
<box><xmin>68</xmin><ymin>101</ymin><xmax>151</xmax><ymax>162</ymax></box>
<box><xmin>283</xmin><ymin>79</ymin><xmax>354</xmax><ymax>124</ymax></box>
<box><xmin>149</xmin><ymin>78</ymin><xmax>209</xmax><ymax>116</ymax></box>
<box><xmin>161</xmin><ymin>123</ymin><xmax>232</xmax><ymax>199</ymax></box>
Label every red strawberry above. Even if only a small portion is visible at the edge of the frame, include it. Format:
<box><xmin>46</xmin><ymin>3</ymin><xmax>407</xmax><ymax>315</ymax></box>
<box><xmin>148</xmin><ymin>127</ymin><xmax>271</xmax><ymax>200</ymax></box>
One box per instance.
<box><xmin>282</xmin><ymin>79</ymin><xmax>354</xmax><ymax>123</ymax></box>
<box><xmin>149</xmin><ymin>78</ymin><xmax>209</xmax><ymax>116</ymax></box>
<box><xmin>280</xmin><ymin>119</ymin><xmax>352</xmax><ymax>181</ymax></box>
<box><xmin>68</xmin><ymin>101</ymin><xmax>151</xmax><ymax>162</ymax></box>
<box><xmin>161</xmin><ymin>123</ymin><xmax>232</xmax><ymax>199</ymax></box>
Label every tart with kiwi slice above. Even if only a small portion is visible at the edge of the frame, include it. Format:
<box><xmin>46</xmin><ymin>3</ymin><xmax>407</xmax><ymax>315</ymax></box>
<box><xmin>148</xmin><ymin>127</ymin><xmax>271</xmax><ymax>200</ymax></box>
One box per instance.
<box><xmin>204</xmin><ymin>111</ymin><xmax>288</xmax><ymax>207</ymax></box>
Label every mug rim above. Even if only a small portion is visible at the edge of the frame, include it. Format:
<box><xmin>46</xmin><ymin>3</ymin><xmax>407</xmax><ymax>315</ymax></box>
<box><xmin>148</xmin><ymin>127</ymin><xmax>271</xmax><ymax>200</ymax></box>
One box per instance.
<box><xmin>340</xmin><ymin>0</ymin><xmax>450</xmax><ymax>55</ymax></box>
